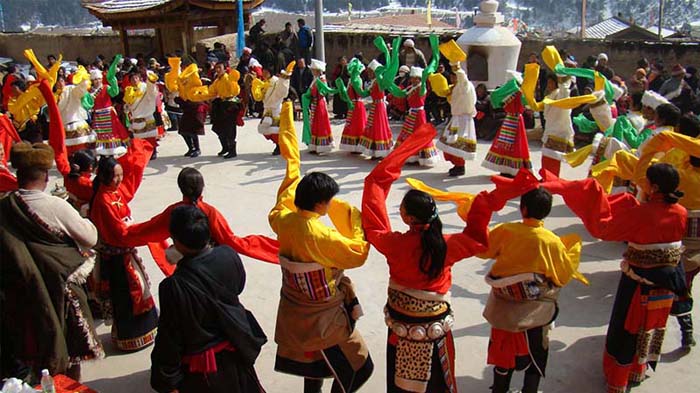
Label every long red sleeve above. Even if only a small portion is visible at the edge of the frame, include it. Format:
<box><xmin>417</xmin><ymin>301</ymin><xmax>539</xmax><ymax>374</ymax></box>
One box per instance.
<box><xmin>117</xmin><ymin>138</ymin><xmax>154</xmax><ymax>203</ymax></box>
<box><xmin>542</xmin><ymin>175</ymin><xmax>686</xmax><ymax>243</ymax></box>
<box><xmin>0</xmin><ymin>114</ymin><xmax>20</xmax><ymax>167</ymax></box>
<box><xmin>127</xmin><ymin>200</ymin><xmax>280</xmax><ymax>264</ymax></box>
<box><xmin>362</xmin><ymin>123</ymin><xmax>437</xmax><ymax>256</ymax></box>
<box><xmin>36</xmin><ymin>80</ymin><xmax>70</xmax><ymax>176</ymax></box>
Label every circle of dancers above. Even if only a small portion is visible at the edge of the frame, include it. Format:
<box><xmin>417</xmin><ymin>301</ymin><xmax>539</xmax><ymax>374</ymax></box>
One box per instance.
<box><xmin>1</xmin><ymin>38</ymin><xmax>699</xmax><ymax>393</ymax></box>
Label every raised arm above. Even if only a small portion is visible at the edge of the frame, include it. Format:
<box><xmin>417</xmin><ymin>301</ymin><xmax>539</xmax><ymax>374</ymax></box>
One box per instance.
<box><xmin>540</xmin><ymin>172</ymin><xmax>641</xmax><ymax>241</ymax></box>
<box><xmin>362</xmin><ymin>122</ymin><xmax>437</xmax><ymax>255</ymax></box>
<box><xmin>107</xmin><ymin>55</ymin><xmax>123</xmax><ymax>97</ymax></box>
<box><xmin>36</xmin><ymin>80</ymin><xmax>70</xmax><ymax>176</ymax></box>
<box><xmin>118</xmin><ymin>138</ymin><xmax>155</xmax><ymax>203</ymax></box>
<box><xmin>269</xmin><ymin>100</ymin><xmax>300</xmax><ymax>233</ymax></box>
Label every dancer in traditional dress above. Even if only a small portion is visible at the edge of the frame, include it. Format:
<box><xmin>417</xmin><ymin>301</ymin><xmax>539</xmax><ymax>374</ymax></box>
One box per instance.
<box><xmin>124</xmin><ymin>70</ymin><xmax>160</xmax><ymax>160</ymax></box>
<box><xmin>339</xmin><ymin>58</ymin><xmax>368</xmax><ymax>153</ymax></box>
<box><xmin>302</xmin><ymin>59</ymin><xmax>335</xmax><ymax>154</ymax></box>
<box><xmin>270</xmin><ymin>100</ymin><xmax>373</xmax><ymax>392</ymax></box>
<box><xmin>392</xmin><ymin>65</ymin><xmax>440</xmax><ymax>167</ymax></box>
<box><xmin>362</xmin><ymin>122</ymin><xmax>509</xmax><ymax>393</ymax></box>
<box><xmin>89</xmin><ymin>139</ymin><xmax>162</xmax><ymax>351</ymax></box>
<box><xmin>89</xmin><ymin>55</ymin><xmax>128</xmax><ymax>157</ymax></box>
<box><xmin>58</xmin><ymin>66</ymin><xmax>94</xmax><ymax>155</ymax></box>
<box><xmin>482</xmin><ymin>73</ymin><xmax>532</xmax><ymax>176</ymax></box>
<box><xmin>477</xmin><ymin>183</ymin><xmax>588</xmax><ymax>393</ymax></box>
<box><xmin>541</xmin><ymin>164</ymin><xmax>688</xmax><ymax>393</ymax></box>
<box><xmin>252</xmin><ymin>62</ymin><xmax>295</xmax><ymax>155</ymax></box>
<box><xmin>126</xmin><ymin>167</ymin><xmax>280</xmax><ymax>266</ymax></box>
<box><xmin>359</xmin><ymin>36</ymin><xmax>402</xmax><ymax>159</ymax></box>
<box><xmin>433</xmin><ymin>40</ymin><xmax>477</xmax><ymax>177</ymax></box>
<box><xmin>206</xmin><ymin>62</ymin><xmax>242</xmax><ymax>159</ymax></box>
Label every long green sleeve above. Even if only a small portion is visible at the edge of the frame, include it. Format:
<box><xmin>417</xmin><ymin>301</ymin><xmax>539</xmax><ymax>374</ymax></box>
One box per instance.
<box><xmin>301</xmin><ymin>88</ymin><xmax>312</xmax><ymax>145</ymax></box>
<box><xmin>107</xmin><ymin>54</ymin><xmax>122</xmax><ymax>98</ymax></box>
<box><xmin>335</xmin><ymin>78</ymin><xmax>354</xmax><ymax>111</ymax></box>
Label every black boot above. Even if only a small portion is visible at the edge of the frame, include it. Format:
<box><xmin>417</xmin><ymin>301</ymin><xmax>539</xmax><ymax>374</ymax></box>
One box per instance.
<box><xmin>679</xmin><ymin>314</ymin><xmax>696</xmax><ymax>348</ymax></box>
<box><xmin>182</xmin><ymin>135</ymin><xmax>194</xmax><ymax>157</ymax></box>
<box><xmin>224</xmin><ymin>141</ymin><xmax>237</xmax><ymax>159</ymax></box>
<box><xmin>522</xmin><ymin>370</ymin><xmax>541</xmax><ymax>393</ymax></box>
<box><xmin>217</xmin><ymin>136</ymin><xmax>228</xmax><ymax>156</ymax></box>
<box><xmin>150</xmin><ymin>147</ymin><xmax>158</xmax><ymax>161</ymax></box>
<box><xmin>272</xmin><ymin>144</ymin><xmax>280</xmax><ymax>156</ymax></box>
<box><xmin>190</xmin><ymin>135</ymin><xmax>201</xmax><ymax>158</ymax></box>
<box><xmin>491</xmin><ymin>367</ymin><xmax>513</xmax><ymax>393</ymax></box>
<box><xmin>303</xmin><ymin>378</ymin><xmax>323</xmax><ymax>393</ymax></box>
<box><xmin>448</xmin><ymin>165</ymin><xmax>465</xmax><ymax>177</ymax></box>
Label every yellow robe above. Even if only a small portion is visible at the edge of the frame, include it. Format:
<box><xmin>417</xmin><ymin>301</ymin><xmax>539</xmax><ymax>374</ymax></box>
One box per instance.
<box><xmin>268</xmin><ymin>101</ymin><xmax>369</xmax><ymax>269</ymax></box>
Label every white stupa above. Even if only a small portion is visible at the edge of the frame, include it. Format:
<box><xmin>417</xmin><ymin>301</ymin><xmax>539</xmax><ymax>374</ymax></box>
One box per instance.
<box><xmin>457</xmin><ymin>0</ymin><xmax>522</xmax><ymax>90</ymax></box>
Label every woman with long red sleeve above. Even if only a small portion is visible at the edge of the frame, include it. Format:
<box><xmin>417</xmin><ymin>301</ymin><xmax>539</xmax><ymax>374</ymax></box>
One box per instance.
<box><xmin>89</xmin><ymin>138</ymin><xmax>160</xmax><ymax>351</ymax></box>
<box><xmin>362</xmin><ymin>123</ymin><xmax>506</xmax><ymax>393</ymax></box>
<box><xmin>542</xmin><ymin>164</ymin><xmax>688</xmax><ymax>393</ymax></box>
<box><xmin>126</xmin><ymin>167</ymin><xmax>280</xmax><ymax>265</ymax></box>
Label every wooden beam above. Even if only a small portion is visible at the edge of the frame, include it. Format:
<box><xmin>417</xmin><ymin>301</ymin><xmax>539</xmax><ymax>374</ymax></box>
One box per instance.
<box><xmin>120</xmin><ymin>28</ymin><xmax>131</xmax><ymax>57</ymax></box>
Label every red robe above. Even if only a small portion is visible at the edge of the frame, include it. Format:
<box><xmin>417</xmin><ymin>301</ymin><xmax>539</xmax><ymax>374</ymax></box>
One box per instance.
<box><xmin>542</xmin><ymin>174</ymin><xmax>687</xmax><ymax>392</ymax></box>
<box><xmin>89</xmin><ymin>139</ymin><xmax>171</xmax><ymax>276</ymax></box>
<box><xmin>64</xmin><ymin>173</ymin><xmax>93</xmax><ymax>206</ymax></box>
<box><xmin>127</xmin><ymin>198</ymin><xmax>280</xmax><ymax>265</ymax></box>
<box><xmin>362</xmin><ymin>122</ymin><xmax>502</xmax><ymax>294</ymax></box>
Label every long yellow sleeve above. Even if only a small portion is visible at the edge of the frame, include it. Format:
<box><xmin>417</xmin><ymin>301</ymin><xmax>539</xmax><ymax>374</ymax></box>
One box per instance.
<box><xmin>591</xmin><ymin>150</ymin><xmax>640</xmax><ymax>193</ymax></box>
<box><xmin>164</xmin><ymin>57</ymin><xmax>181</xmax><ymax>93</ymax></box>
<box><xmin>269</xmin><ymin>101</ymin><xmax>369</xmax><ymax>269</ymax></box>
<box><xmin>269</xmin><ymin>101</ymin><xmax>300</xmax><ymax>233</ymax></box>
<box><xmin>405</xmin><ymin>177</ymin><xmax>475</xmax><ymax>221</ymax></box>
<box><xmin>522</xmin><ymin>63</ymin><xmax>544</xmax><ymax>112</ymax></box>
<box><xmin>251</xmin><ymin>78</ymin><xmax>267</xmax><ymax>102</ymax></box>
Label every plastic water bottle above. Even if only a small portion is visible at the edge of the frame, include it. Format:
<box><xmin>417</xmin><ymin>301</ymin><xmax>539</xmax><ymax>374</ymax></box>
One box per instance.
<box><xmin>40</xmin><ymin>369</ymin><xmax>56</xmax><ymax>393</ymax></box>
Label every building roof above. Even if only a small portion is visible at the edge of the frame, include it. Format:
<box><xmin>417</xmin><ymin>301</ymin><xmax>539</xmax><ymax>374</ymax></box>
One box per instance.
<box><xmin>82</xmin><ymin>0</ymin><xmax>262</xmax><ymax>15</ymax></box>
<box><xmin>326</xmin><ymin>12</ymin><xmax>460</xmax><ymax>37</ymax></box>
<box><xmin>568</xmin><ymin>16</ymin><xmax>678</xmax><ymax>40</ymax></box>
<box><xmin>334</xmin><ymin>13</ymin><xmax>454</xmax><ymax>29</ymax></box>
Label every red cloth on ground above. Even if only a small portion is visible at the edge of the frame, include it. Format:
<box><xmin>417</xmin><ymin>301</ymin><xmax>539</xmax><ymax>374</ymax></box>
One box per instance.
<box><xmin>127</xmin><ymin>198</ymin><xmax>280</xmax><ymax>265</ymax></box>
<box><xmin>362</xmin><ymin>123</ymin><xmax>500</xmax><ymax>294</ymax></box>
<box><xmin>35</xmin><ymin>374</ymin><xmax>96</xmax><ymax>393</ymax></box>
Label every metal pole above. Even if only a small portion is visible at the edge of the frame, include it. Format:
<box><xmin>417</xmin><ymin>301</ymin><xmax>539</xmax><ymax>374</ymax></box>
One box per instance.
<box><xmin>314</xmin><ymin>0</ymin><xmax>325</xmax><ymax>62</ymax></box>
<box><xmin>581</xmin><ymin>0</ymin><xmax>587</xmax><ymax>39</ymax></box>
<box><xmin>658</xmin><ymin>0</ymin><xmax>665</xmax><ymax>40</ymax></box>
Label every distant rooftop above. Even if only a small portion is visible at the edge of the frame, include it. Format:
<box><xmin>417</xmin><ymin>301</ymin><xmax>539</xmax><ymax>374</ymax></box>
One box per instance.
<box><xmin>82</xmin><ymin>0</ymin><xmax>263</xmax><ymax>15</ymax></box>
<box><xmin>568</xmin><ymin>16</ymin><xmax>679</xmax><ymax>40</ymax></box>
<box><xmin>326</xmin><ymin>13</ymin><xmax>461</xmax><ymax>37</ymax></box>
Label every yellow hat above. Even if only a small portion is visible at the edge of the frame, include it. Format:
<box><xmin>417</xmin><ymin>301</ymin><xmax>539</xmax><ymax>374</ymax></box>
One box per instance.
<box><xmin>439</xmin><ymin>40</ymin><xmax>466</xmax><ymax>65</ymax></box>
<box><xmin>540</xmin><ymin>46</ymin><xmax>563</xmax><ymax>72</ymax></box>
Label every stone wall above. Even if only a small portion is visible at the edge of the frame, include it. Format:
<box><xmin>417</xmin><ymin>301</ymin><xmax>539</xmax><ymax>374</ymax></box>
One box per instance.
<box><xmin>0</xmin><ymin>32</ymin><xmax>156</xmax><ymax>62</ymax></box>
<box><xmin>519</xmin><ymin>38</ymin><xmax>700</xmax><ymax>78</ymax></box>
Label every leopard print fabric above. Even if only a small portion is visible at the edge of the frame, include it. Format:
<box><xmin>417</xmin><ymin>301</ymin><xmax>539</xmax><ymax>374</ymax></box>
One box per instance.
<box><xmin>395</xmin><ymin>338</ymin><xmax>434</xmax><ymax>392</ymax></box>
<box><xmin>623</xmin><ymin>246</ymin><xmax>683</xmax><ymax>268</ymax></box>
<box><xmin>387</xmin><ymin>288</ymin><xmax>448</xmax><ymax>316</ymax></box>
